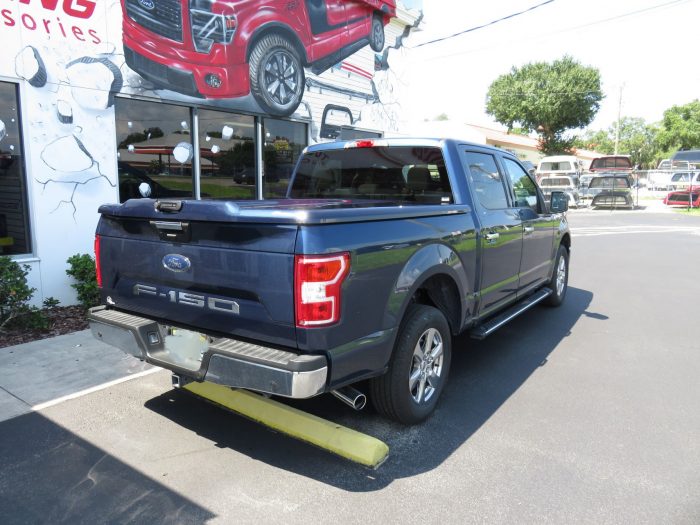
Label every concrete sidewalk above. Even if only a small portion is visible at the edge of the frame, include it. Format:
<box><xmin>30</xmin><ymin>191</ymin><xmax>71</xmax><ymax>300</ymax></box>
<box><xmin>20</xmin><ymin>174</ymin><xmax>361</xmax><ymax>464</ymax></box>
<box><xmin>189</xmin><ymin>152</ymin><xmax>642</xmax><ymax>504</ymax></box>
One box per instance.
<box><xmin>0</xmin><ymin>330</ymin><xmax>153</xmax><ymax>423</ymax></box>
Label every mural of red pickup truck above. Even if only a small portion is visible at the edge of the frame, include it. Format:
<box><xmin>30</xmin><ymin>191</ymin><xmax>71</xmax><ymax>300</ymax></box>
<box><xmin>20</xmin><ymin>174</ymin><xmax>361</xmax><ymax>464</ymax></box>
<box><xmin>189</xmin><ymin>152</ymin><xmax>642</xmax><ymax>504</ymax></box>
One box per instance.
<box><xmin>122</xmin><ymin>0</ymin><xmax>396</xmax><ymax>116</ymax></box>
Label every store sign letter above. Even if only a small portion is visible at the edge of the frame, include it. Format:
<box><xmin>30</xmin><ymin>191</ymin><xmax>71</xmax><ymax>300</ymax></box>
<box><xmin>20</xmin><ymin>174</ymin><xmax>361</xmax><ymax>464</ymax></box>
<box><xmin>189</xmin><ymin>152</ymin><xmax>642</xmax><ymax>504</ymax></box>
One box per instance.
<box><xmin>18</xmin><ymin>0</ymin><xmax>96</xmax><ymax>19</ymax></box>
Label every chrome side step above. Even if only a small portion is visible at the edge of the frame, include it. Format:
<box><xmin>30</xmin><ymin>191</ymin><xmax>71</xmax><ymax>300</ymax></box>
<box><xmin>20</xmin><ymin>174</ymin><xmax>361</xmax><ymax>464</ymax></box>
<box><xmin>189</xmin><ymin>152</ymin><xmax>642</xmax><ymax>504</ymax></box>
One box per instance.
<box><xmin>469</xmin><ymin>288</ymin><xmax>552</xmax><ymax>340</ymax></box>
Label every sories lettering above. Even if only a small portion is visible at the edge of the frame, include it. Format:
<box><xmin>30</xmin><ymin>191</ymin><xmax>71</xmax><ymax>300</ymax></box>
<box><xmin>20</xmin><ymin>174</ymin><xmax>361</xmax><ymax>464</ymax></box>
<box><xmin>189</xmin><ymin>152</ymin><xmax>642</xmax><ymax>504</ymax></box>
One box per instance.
<box><xmin>2</xmin><ymin>0</ymin><xmax>101</xmax><ymax>44</ymax></box>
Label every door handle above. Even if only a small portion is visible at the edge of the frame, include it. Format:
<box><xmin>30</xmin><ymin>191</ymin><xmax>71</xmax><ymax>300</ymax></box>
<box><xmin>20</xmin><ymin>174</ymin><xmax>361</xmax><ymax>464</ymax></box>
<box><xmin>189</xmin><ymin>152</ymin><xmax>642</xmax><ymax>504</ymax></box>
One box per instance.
<box><xmin>524</xmin><ymin>226</ymin><xmax>535</xmax><ymax>234</ymax></box>
<box><xmin>484</xmin><ymin>232</ymin><xmax>500</xmax><ymax>241</ymax></box>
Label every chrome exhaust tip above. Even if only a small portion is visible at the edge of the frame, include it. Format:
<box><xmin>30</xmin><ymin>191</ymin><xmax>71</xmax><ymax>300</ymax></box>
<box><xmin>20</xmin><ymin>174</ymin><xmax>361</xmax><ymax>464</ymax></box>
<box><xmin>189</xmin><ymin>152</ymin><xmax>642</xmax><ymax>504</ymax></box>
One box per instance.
<box><xmin>331</xmin><ymin>386</ymin><xmax>366</xmax><ymax>411</ymax></box>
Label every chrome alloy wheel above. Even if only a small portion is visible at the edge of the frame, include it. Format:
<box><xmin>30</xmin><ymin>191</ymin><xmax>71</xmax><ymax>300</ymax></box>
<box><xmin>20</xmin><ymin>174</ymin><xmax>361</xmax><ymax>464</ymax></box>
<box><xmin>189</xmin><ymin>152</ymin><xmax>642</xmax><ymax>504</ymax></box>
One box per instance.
<box><xmin>409</xmin><ymin>327</ymin><xmax>444</xmax><ymax>404</ymax></box>
<box><xmin>262</xmin><ymin>50</ymin><xmax>301</xmax><ymax>107</ymax></box>
<box><xmin>556</xmin><ymin>255</ymin><xmax>567</xmax><ymax>296</ymax></box>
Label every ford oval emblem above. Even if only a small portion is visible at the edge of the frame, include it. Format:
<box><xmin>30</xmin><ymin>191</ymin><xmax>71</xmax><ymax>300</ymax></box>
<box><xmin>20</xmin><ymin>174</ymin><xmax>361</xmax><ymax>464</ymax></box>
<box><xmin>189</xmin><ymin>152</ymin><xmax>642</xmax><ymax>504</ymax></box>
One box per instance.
<box><xmin>163</xmin><ymin>254</ymin><xmax>191</xmax><ymax>273</ymax></box>
<box><xmin>138</xmin><ymin>0</ymin><xmax>156</xmax><ymax>11</ymax></box>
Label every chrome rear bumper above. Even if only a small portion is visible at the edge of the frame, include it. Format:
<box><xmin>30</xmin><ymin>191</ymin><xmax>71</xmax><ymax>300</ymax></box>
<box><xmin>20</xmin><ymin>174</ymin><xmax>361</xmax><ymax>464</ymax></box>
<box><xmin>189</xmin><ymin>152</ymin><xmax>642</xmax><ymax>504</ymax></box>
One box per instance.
<box><xmin>88</xmin><ymin>306</ymin><xmax>328</xmax><ymax>399</ymax></box>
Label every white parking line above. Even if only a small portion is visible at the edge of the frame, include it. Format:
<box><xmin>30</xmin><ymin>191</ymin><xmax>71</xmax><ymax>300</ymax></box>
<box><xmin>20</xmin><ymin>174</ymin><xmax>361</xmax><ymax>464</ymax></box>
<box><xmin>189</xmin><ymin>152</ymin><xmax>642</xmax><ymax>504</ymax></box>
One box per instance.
<box><xmin>571</xmin><ymin>225</ymin><xmax>700</xmax><ymax>237</ymax></box>
<box><xmin>31</xmin><ymin>367</ymin><xmax>162</xmax><ymax>411</ymax></box>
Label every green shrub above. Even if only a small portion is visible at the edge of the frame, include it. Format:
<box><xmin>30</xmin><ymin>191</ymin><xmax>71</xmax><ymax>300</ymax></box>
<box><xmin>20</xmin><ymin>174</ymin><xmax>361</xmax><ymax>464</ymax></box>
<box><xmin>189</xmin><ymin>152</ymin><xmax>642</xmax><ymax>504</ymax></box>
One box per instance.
<box><xmin>66</xmin><ymin>254</ymin><xmax>100</xmax><ymax>309</ymax></box>
<box><xmin>0</xmin><ymin>256</ymin><xmax>47</xmax><ymax>331</ymax></box>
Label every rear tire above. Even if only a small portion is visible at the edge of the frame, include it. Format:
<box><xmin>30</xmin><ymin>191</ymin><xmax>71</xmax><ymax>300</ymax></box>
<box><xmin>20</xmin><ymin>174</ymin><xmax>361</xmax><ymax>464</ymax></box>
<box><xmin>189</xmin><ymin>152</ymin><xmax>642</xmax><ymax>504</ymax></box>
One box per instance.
<box><xmin>370</xmin><ymin>304</ymin><xmax>451</xmax><ymax>424</ymax></box>
<box><xmin>545</xmin><ymin>245</ymin><xmax>569</xmax><ymax>307</ymax></box>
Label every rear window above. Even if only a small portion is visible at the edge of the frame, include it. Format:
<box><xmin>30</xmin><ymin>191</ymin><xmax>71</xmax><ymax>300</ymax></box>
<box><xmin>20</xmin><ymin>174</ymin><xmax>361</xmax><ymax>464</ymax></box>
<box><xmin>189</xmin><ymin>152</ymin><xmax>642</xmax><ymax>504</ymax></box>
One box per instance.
<box><xmin>590</xmin><ymin>157</ymin><xmax>632</xmax><ymax>170</ymax></box>
<box><xmin>668</xmin><ymin>192</ymin><xmax>699</xmax><ymax>203</ymax></box>
<box><xmin>540</xmin><ymin>177</ymin><xmax>572</xmax><ymax>187</ymax></box>
<box><xmin>539</xmin><ymin>161</ymin><xmax>572</xmax><ymax>171</ymax></box>
<box><xmin>589</xmin><ymin>177</ymin><xmax>631</xmax><ymax>189</ymax></box>
<box><xmin>671</xmin><ymin>172</ymin><xmax>691</xmax><ymax>182</ymax></box>
<box><xmin>289</xmin><ymin>146</ymin><xmax>452</xmax><ymax>204</ymax></box>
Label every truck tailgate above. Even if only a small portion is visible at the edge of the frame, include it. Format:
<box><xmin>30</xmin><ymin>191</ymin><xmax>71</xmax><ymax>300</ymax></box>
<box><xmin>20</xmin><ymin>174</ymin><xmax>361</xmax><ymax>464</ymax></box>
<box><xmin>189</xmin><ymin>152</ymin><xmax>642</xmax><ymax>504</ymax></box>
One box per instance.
<box><xmin>96</xmin><ymin>202</ymin><xmax>298</xmax><ymax>348</ymax></box>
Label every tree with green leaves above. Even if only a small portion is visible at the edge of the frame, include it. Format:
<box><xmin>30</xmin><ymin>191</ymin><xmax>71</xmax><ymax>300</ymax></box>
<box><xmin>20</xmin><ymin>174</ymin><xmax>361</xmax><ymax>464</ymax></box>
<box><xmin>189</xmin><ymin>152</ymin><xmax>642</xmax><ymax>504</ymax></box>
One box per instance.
<box><xmin>656</xmin><ymin>99</ymin><xmax>700</xmax><ymax>153</ymax></box>
<box><xmin>575</xmin><ymin>117</ymin><xmax>660</xmax><ymax>168</ymax></box>
<box><xmin>486</xmin><ymin>56</ymin><xmax>603</xmax><ymax>155</ymax></box>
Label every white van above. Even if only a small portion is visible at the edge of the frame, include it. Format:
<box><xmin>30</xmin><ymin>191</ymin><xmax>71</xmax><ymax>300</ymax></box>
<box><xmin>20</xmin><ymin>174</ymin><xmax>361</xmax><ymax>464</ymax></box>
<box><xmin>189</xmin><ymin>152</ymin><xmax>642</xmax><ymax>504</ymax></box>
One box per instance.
<box><xmin>536</xmin><ymin>155</ymin><xmax>584</xmax><ymax>184</ymax></box>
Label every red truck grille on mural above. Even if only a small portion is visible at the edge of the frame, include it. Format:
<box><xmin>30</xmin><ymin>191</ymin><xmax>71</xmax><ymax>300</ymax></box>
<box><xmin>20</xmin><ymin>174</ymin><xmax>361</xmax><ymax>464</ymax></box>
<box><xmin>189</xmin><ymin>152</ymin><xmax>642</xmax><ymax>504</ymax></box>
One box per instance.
<box><xmin>121</xmin><ymin>0</ymin><xmax>396</xmax><ymax>116</ymax></box>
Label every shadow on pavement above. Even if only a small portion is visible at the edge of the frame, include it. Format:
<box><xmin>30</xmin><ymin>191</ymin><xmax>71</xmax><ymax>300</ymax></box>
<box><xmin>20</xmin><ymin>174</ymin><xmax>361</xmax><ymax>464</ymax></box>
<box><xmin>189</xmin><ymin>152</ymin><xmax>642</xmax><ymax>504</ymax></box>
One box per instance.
<box><xmin>145</xmin><ymin>287</ymin><xmax>595</xmax><ymax>492</ymax></box>
<box><xmin>0</xmin><ymin>412</ymin><xmax>215</xmax><ymax>524</ymax></box>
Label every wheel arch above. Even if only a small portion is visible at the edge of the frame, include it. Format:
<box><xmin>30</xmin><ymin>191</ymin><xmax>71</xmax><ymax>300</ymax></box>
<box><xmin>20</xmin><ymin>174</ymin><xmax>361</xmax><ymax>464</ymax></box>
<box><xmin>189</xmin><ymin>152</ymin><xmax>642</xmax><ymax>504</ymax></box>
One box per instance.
<box><xmin>560</xmin><ymin>232</ymin><xmax>571</xmax><ymax>252</ymax></box>
<box><xmin>246</xmin><ymin>22</ymin><xmax>309</xmax><ymax>66</ymax></box>
<box><xmin>385</xmin><ymin>243</ymin><xmax>469</xmax><ymax>337</ymax></box>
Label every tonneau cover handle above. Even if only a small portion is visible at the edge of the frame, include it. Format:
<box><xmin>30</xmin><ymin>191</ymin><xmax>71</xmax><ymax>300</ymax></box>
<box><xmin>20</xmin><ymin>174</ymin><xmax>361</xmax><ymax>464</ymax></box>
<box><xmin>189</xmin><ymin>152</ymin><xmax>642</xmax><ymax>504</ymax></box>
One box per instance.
<box><xmin>155</xmin><ymin>200</ymin><xmax>182</xmax><ymax>212</ymax></box>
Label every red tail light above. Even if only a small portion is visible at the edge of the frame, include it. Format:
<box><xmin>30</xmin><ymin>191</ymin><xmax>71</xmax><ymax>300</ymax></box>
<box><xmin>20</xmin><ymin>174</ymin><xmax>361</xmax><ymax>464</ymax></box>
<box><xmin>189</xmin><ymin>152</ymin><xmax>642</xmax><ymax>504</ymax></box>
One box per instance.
<box><xmin>294</xmin><ymin>253</ymin><xmax>350</xmax><ymax>327</ymax></box>
<box><xmin>94</xmin><ymin>235</ymin><xmax>102</xmax><ymax>288</ymax></box>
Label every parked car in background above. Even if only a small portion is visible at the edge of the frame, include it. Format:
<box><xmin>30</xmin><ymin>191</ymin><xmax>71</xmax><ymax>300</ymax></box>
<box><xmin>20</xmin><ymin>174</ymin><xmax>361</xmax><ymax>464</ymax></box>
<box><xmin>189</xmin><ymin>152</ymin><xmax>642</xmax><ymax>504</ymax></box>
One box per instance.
<box><xmin>578</xmin><ymin>173</ymin><xmax>595</xmax><ymax>199</ymax></box>
<box><xmin>536</xmin><ymin>155</ymin><xmax>583</xmax><ymax>183</ymax></box>
<box><xmin>589</xmin><ymin>155</ymin><xmax>634</xmax><ymax>173</ymax></box>
<box><xmin>671</xmin><ymin>149</ymin><xmax>700</xmax><ymax>169</ymax></box>
<box><xmin>521</xmin><ymin>160</ymin><xmax>536</xmax><ymax>177</ymax></box>
<box><xmin>664</xmin><ymin>188</ymin><xmax>700</xmax><ymax>207</ymax></box>
<box><xmin>539</xmin><ymin>175</ymin><xmax>580</xmax><ymax>208</ymax></box>
<box><xmin>668</xmin><ymin>171</ymin><xmax>700</xmax><ymax>191</ymax></box>
<box><xmin>590</xmin><ymin>175</ymin><xmax>635</xmax><ymax>209</ymax></box>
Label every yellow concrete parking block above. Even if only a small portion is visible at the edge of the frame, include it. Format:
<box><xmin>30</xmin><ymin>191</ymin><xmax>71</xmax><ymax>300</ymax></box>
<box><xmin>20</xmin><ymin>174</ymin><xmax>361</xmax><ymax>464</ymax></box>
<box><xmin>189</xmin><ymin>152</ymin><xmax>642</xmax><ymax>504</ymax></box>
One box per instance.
<box><xmin>183</xmin><ymin>381</ymin><xmax>389</xmax><ymax>468</ymax></box>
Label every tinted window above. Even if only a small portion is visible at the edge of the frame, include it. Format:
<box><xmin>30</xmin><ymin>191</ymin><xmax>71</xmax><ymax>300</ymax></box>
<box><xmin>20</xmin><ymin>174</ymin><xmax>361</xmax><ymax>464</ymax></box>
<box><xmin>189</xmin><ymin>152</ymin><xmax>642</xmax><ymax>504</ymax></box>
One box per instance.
<box><xmin>463</xmin><ymin>151</ymin><xmax>508</xmax><ymax>209</ymax></box>
<box><xmin>115</xmin><ymin>98</ymin><xmax>194</xmax><ymax>202</ymax></box>
<box><xmin>671</xmin><ymin>172</ymin><xmax>691</xmax><ymax>182</ymax></box>
<box><xmin>591</xmin><ymin>157</ymin><xmax>633</xmax><ymax>169</ymax></box>
<box><xmin>199</xmin><ymin>109</ymin><xmax>256</xmax><ymax>200</ymax></box>
<box><xmin>503</xmin><ymin>158</ymin><xmax>539</xmax><ymax>213</ymax></box>
<box><xmin>589</xmin><ymin>177</ymin><xmax>631</xmax><ymax>189</ymax></box>
<box><xmin>290</xmin><ymin>146</ymin><xmax>451</xmax><ymax>204</ymax></box>
<box><xmin>540</xmin><ymin>178</ymin><xmax>572</xmax><ymax>187</ymax></box>
<box><xmin>264</xmin><ymin>119</ymin><xmax>307</xmax><ymax>199</ymax></box>
<box><xmin>540</xmin><ymin>161</ymin><xmax>572</xmax><ymax>171</ymax></box>
<box><xmin>0</xmin><ymin>82</ymin><xmax>31</xmax><ymax>255</ymax></box>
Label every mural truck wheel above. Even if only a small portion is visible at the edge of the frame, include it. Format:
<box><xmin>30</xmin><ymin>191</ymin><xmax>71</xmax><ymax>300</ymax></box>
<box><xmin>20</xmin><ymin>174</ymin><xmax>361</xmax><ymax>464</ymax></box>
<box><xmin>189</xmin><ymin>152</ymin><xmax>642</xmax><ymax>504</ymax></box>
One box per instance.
<box><xmin>369</xmin><ymin>15</ymin><xmax>385</xmax><ymax>52</ymax></box>
<box><xmin>249</xmin><ymin>34</ymin><xmax>305</xmax><ymax>117</ymax></box>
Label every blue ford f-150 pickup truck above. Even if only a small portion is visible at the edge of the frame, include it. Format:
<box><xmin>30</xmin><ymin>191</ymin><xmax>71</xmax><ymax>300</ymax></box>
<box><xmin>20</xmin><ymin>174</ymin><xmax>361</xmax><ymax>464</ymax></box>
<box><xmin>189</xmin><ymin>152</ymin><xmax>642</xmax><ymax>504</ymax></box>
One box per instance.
<box><xmin>89</xmin><ymin>138</ymin><xmax>571</xmax><ymax>424</ymax></box>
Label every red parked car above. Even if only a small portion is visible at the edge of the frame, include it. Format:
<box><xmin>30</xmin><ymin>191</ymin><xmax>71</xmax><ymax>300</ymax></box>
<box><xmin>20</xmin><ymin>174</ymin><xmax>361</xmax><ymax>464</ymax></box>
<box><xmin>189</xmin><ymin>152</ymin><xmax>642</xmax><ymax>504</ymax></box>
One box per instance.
<box><xmin>664</xmin><ymin>188</ymin><xmax>700</xmax><ymax>207</ymax></box>
<box><xmin>122</xmin><ymin>0</ymin><xmax>396</xmax><ymax>116</ymax></box>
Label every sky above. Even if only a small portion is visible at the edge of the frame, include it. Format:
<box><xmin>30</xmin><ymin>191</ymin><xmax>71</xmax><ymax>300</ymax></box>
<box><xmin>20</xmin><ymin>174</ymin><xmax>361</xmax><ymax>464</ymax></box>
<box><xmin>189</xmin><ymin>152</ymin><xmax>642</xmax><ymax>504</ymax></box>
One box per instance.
<box><xmin>399</xmin><ymin>0</ymin><xmax>700</xmax><ymax>133</ymax></box>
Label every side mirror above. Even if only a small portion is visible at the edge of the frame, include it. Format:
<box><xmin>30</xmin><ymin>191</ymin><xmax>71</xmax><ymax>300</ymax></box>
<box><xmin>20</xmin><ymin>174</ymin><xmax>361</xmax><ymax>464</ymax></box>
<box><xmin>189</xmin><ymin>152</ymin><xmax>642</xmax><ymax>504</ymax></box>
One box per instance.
<box><xmin>550</xmin><ymin>191</ymin><xmax>569</xmax><ymax>213</ymax></box>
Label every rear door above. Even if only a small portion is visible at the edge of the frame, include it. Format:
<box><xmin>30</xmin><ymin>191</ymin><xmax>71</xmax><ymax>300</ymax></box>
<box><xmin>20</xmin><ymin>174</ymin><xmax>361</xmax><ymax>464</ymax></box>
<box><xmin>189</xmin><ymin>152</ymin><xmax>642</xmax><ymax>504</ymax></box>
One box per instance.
<box><xmin>500</xmin><ymin>156</ymin><xmax>556</xmax><ymax>293</ymax></box>
<box><xmin>461</xmin><ymin>149</ymin><xmax>522</xmax><ymax>315</ymax></box>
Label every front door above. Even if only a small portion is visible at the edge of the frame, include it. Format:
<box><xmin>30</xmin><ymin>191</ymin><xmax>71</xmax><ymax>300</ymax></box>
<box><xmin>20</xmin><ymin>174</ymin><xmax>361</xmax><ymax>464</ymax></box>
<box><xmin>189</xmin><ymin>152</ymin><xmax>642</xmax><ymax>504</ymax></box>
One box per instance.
<box><xmin>461</xmin><ymin>150</ymin><xmax>523</xmax><ymax>315</ymax></box>
<box><xmin>501</xmin><ymin>157</ymin><xmax>556</xmax><ymax>293</ymax></box>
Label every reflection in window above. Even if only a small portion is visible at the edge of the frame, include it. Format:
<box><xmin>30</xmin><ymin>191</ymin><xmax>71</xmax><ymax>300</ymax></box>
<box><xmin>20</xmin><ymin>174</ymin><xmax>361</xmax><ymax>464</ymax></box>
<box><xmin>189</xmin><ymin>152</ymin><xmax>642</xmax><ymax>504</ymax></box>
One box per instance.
<box><xmin>0</xmin><ymin>82</ymin><xmax>31</xmax><ymax>255</ymax></box>
<box><xmin>263</xmin><ymin>119</ymin><xmax>307</xmax><ymax>199</ymax></box>
<box><xmin>463</xmin><ymin>151</ymin><xmax>508</xmax><ymax>209</ymax></box>
<box><xmin>199</xmin><ymin>109</ymin><xmax>255</xmax><ymax>200</ymax></box>
<box><xmin>503</xmin><ymin>158</ymin><xmax>539</xmax><ymax>212</ymax></box>
<box><xmin>115</xmin><ymin>98</ymin><xmax>194</xmax><ymax>203</ymax></box>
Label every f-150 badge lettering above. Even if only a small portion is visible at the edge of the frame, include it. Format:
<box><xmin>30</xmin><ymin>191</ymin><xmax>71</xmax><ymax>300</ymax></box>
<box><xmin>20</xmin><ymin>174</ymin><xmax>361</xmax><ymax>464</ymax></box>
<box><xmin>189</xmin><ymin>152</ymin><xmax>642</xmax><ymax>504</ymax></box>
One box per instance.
<box><xmin>163</xmin><ymin>254</ymin><xmax>191</xmax><ymax>273</ymax></box>
<box><xmin>133</xmin><ymin>284</ymin><xmax>240</xmax><ymax>315</ymax></box>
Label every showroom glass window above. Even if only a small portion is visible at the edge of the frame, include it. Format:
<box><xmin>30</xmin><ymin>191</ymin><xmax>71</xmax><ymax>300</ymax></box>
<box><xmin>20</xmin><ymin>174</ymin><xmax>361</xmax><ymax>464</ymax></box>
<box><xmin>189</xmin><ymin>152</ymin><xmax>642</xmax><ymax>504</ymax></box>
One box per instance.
<box><xmin>0</xmin><ymin>82</ymin><xmax>31</xmax><ymax>255</ymax></box>
<box><xmin>115</xmin><ymin>98</ymin><xmax>194</xmax><ymax>202</ymax></box>
<box><xmin>198</xmin><ymin>109</ymin><xmax>256</xmax><ymax>200</ymax></box>
<box><xmin>263</xmin><ymin>119</ymin><xmax>308</xmax><ymax>199</ymax></box>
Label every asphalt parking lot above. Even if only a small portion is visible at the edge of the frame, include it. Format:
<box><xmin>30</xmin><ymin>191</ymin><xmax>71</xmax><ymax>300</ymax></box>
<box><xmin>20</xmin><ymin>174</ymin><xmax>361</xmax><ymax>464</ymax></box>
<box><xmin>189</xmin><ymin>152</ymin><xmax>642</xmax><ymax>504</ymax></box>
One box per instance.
<box><xmin>1</xmin><ymin>206</ymin><xmax>699</xmax><ymax>524</ymax></box>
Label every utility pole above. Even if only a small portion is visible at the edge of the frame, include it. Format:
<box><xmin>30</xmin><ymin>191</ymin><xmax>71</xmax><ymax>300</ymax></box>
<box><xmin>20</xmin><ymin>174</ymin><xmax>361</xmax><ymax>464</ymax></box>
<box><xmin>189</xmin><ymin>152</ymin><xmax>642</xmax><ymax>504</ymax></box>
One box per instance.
<box><xmin>614</xmin><ymin>84</ymin><xmax>624</xmax><ymax>155</ymax></box>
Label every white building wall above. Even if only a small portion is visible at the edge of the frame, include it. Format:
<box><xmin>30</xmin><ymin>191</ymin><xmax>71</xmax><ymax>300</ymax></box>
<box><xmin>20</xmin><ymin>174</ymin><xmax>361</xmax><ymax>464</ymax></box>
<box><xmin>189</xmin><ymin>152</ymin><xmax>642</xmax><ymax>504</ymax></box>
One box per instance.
<box><xmin>0</xmin><ymin>1</ymin><xmax>423</xmax><ymax>305</ymax></box>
